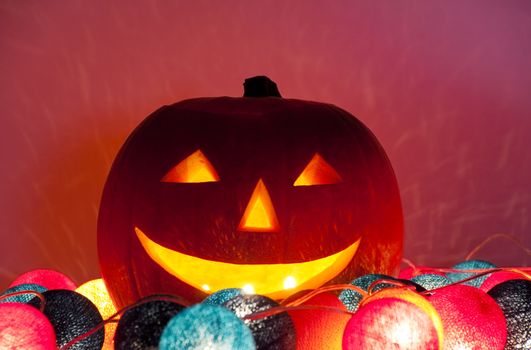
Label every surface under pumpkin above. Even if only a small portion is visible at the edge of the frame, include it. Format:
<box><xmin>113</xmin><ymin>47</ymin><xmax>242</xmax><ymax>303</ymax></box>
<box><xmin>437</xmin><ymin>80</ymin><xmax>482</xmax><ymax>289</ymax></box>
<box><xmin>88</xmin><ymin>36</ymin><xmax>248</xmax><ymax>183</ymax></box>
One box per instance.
<box><xmin>98</xmin><ymin>76</ymin><xmax>403</xmax><ymax>308</ymax></box>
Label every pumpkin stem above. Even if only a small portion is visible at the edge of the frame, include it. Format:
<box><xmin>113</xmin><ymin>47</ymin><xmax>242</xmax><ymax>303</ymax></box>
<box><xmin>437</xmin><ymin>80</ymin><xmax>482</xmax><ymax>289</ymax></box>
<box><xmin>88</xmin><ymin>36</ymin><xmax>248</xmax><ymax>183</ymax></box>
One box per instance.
<box><xmin>243</xmin><ymin>76</ymin><xmax>282</xmax><ymax>98</ymax></box>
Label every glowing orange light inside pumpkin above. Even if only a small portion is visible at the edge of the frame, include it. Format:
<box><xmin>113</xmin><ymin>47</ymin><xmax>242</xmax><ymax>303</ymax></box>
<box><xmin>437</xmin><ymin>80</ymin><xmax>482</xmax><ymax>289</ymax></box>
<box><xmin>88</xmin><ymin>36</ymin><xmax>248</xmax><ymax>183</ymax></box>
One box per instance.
<box><xmin>293</xmin><ymin>153</ymin><xmax>342</xmax><ymax>186</ymax></box>
<box><xmin>238</xmin><ymin>179</ymin><xmax>280</xmax><ymax>232</ymax></box>
<box><xmin>135</xmin><ymin>227</ymin><xmax>360</xmax><ymax>299</ymax></box>
<box><xmin>161</xmin><ymin>149</ymin><xmax>220</xmax><ymax>183</ymax></box>
<box><xmin>76</xmin><ymin>279</ymin><xmax>117</xmax><ymax>350</ymax></box>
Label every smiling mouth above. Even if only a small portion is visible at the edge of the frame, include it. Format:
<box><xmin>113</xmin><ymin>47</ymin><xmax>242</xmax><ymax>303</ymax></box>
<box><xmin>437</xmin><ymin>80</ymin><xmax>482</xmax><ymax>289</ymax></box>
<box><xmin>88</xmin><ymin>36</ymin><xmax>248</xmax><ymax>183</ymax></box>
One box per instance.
<box><xmin>135</xmin><ymin>227</ymin><xmax>360</xmax><ymax>299</ymax></box>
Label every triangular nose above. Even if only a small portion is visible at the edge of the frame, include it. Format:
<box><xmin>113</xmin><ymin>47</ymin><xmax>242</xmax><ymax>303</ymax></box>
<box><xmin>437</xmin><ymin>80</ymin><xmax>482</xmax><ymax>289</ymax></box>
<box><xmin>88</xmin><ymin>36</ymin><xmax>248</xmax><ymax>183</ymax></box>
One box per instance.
<box><xmin>238</xmin><ymin>179</ymin><xmax>280</xmax><ymax>232</ymax></box>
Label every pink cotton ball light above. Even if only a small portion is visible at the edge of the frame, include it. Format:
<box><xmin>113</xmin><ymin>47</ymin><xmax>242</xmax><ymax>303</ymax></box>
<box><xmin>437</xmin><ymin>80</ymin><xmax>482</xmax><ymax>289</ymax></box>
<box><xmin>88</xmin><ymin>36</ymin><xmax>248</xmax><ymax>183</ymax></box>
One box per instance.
<box><xmin>342</xmin><ymin>297</ymin><xmax>440</xmax><ymax>350</ymax></box>
<box><xmin>429</xmin><ymin>284</ymin><xmax>506</xmax><ymax>349</ymax></box>
<box><xmin>9</xmin><ymin>269</ymin><xmax>77</xmax><ymax>291</ymax></box>
<box><xmin>0</xmin><ymin>302</ymin><xmax>56</xmax><ymax>349</ymax></box>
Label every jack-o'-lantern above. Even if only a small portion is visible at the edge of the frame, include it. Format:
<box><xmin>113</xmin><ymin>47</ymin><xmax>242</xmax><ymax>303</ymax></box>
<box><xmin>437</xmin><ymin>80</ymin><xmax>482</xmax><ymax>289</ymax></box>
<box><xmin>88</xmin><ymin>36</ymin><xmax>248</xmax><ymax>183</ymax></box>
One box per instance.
<box><xmin>98</xmin><ymin>77</ymin><xmax>403</xmax><ymax>308</ymax></box>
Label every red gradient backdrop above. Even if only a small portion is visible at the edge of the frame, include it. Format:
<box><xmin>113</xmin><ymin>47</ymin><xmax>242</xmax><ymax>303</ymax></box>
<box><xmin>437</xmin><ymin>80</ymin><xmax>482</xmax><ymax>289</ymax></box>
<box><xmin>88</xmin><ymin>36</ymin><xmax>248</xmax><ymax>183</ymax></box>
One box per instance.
<box><xmin>1</xmin><ymin>1</ymin><xmax>530</xmax><ymax>288</ymax></box>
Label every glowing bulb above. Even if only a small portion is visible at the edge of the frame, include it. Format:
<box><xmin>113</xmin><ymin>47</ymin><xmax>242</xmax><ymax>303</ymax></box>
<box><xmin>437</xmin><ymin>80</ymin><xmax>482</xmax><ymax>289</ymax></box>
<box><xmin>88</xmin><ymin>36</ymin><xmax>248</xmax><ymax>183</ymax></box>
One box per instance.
<box><xmin>202</xmin><ymin>284</ymin><xmax>211</xmax><ymax>291</ymax></box>
<box><xmin>242</xmin><ymin>284</ymin><xmax>255</xmax><ymax>295</ymax></box>
<box><xmin>76</xmin><ymin>279</ymin><xmax>117</xmax><ymax>350</ymax></box>
<box><xmin>283</xmin><ymin>276</ymin><xmax>297</xmax><ymax>289</ymax></box>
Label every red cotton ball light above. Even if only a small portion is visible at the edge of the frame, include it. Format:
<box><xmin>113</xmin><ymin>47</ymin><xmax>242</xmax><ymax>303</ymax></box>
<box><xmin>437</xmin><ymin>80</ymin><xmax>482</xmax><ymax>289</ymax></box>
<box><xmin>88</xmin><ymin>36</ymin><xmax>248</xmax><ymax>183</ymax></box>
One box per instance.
<box><xmin>479</xmin><ymin>270</ymin><xmax>527</xmax><ymax>292</ymax></box>
<box><xmin>288</xmin><ymin>292</ymin><xmax>351</xmax><ymax>350</ymax></box>
<box><xmin>0</xmin><ymin>302</ymin><xmax>56</xmax><ymax>349</ymax></box>
<box><xmin>343</xmin><ymin>297</ymin><xmax>439</xmax><ymax>350</ymax></box>
<box><xmin>9</xmin><ymin>269</ymin><xmax>77</xmax><ymax>291</ymax></box>
<box><xmin>429</xmin><ymin>284</ymin><xmax>506</xmax><ymax>350</ymax></box>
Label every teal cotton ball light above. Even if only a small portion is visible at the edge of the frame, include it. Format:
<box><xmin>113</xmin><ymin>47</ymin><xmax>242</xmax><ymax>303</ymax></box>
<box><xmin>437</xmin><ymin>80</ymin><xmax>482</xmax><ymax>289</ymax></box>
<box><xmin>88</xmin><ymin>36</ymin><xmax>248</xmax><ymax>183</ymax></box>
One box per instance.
<box><xmin>159</xmin><ymin>304</ymin><xmax>255</xmax><ymax>350</ymax></box>
<box><xmin>1</xmin><ymin>283</ymin><xmax>47</xmax><ymax>304</ymax></box>
<box><xmin>447</xmin><ymin>260</ymin><xmax>496</xmax><ymax>287</ymax></box>
<box><xmin>411</xmin><ymin>274</ymin><xmax>452</xmax><ymax>290</ymax></box>
<box><xmin>339</xmin><ymin>274</ymin><xmax>397</xmax><ymax>312</ymax></box>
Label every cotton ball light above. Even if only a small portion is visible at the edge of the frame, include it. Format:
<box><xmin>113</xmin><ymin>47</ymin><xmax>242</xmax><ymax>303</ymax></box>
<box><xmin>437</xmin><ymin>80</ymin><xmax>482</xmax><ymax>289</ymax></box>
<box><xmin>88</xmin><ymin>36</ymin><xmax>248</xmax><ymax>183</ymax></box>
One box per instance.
<box><xmin>28</xmin><ymin>289</ymin><xmax>104</xmax><ymax>349</ymax></box>
<box><xmin>223</xmin><ymin>294</ymin><xmax>296</xmax><ymax>350</ymax></box>
<box><xmin>9</xmin><ymin>269</ymin><xmax>76</xmax><ymax>290</ymax></box>
<box><xmin>338</xmin><ymin>274</ymin><xmax>395</xmax><ymax>312</ymax></box>
<box><xmin>159</xmin><ymin>303</ymin><xmax>255</xmax><ymax>350</ymax></box>
<box><xmin>411</xmin><ymin>274</ymin><xmax>452</xmax><ymax>290</ymax></box>
<box><xmin>360</xmin><ymin>287</ymin><xmax>444</xmax><ymax>346</ymax></box>
<box><xmin>447</xmin><ymin>260</ymin><xmax>496</xmax><ymax>287</ymax></box>
<box><xmin>488</xmin><ymin>279</ymin><xmax>531</xmax><ymax>349</ymax></box>
<box><xmin>0</xmin><ymin>302</ymin><xmax>56</xmax><ymax>349</ymax></box>
<box><xmin>1</xmin><ymin>283</ymin><xmax>47</xmax><ymax>304</ymax></box>
<box><xmin>114</xmin><ymin>299</ymin><xmax>184</xmax><ymax>350</ymax></box>
<box><xmin>76</xmin><ymin>279</ymin><xmax>117</xmax><ymax>350</ymax></box>
<box><xmin>479</xmin><ymin>270</ymin><xmax>526</xmax><ymax>292</ymax></box>
<box><xmin>288</xmin><ymin>292</ymin><xmax>351</xmax><ymax>350</ymax></box>
<box><xmin>202</xmin><ymin>288</ymin><xmax>242</xmax><ymax>305</ymax></box>
<box><xmin>429</xmin><ymin>284</ymin><xmax>506</xmax><ymax>349</ymax></box>
<box><xmin>343</xmin><ymin>297</ymin><xmax>439</xmax><ymax>350</ymax></box>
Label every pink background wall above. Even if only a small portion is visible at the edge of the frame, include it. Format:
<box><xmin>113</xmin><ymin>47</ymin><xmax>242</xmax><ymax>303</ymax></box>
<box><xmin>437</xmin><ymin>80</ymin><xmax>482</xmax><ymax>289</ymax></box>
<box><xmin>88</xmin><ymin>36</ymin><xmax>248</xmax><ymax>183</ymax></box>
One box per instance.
<box><xmin>1</xmin><ymin>0</ymin><xmax>530</xmax><ymax>288</ymax></box>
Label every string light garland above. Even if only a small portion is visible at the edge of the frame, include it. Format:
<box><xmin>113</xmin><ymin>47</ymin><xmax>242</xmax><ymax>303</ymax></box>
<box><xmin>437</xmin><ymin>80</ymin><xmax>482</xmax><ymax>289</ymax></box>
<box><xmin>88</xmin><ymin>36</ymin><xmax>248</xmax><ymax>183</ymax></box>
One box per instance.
<box><xmin>2</xmin><ymin>264</ymin><xmax>530</xmax><ymax>349</ymax></box>
<box><xmin>1</xmin><ymin>235</ymin><xmax>530</xmax><ymax>349</ymax></box>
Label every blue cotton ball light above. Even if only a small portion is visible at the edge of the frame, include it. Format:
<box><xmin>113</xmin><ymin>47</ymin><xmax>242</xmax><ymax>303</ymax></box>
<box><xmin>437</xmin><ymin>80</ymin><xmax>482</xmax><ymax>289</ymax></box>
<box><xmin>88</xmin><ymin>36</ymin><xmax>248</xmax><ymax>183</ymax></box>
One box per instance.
<box><xmin>202</xmin><ymin>288</ymin><xmax>242</xmax><ymax>306</ymax></box>
<box><xmin>1</xmin><ymin>283</ymin><xmax>47</xmax><ymax>304</ymax></box>
<box><xmin>159</xmin><ymin>304</ymin><xmax>255</xmax><ymax>350</ymax></box>
<box><xmin>411</xmin><ymin>274</ymin><xmax>452</xmax><ymax>290</ymax></box>
<box><xmin>447</xmin><ymin>260</ymin><xmax>496</xmax><ymax>287</ymax></box>
<box><xmin>338</xmin><ymin>274</ymin><xmax>395</xmax><ymax>312</ymax></box>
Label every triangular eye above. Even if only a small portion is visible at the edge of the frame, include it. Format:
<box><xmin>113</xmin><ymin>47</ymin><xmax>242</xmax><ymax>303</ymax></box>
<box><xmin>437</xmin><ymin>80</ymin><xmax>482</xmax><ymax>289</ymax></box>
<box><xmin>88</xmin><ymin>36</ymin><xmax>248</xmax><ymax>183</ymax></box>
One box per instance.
<box><xmin>293</xmin><ymin>153</ymin><xmax>342</xmax><ymax>186</ymax></box>
<box><xmin>161</xmin><ymin>149</ymin><xmax>220</xmax><ymax>183</ymax></box>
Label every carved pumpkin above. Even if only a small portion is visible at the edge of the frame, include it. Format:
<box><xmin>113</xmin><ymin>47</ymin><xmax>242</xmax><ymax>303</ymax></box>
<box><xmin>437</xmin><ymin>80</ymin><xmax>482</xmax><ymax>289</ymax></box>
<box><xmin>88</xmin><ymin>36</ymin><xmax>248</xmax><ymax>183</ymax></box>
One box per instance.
<box><xmin>98</xmin><ymin>76</ymin><xmax>403</xmax><ymax>308</ymax></box>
